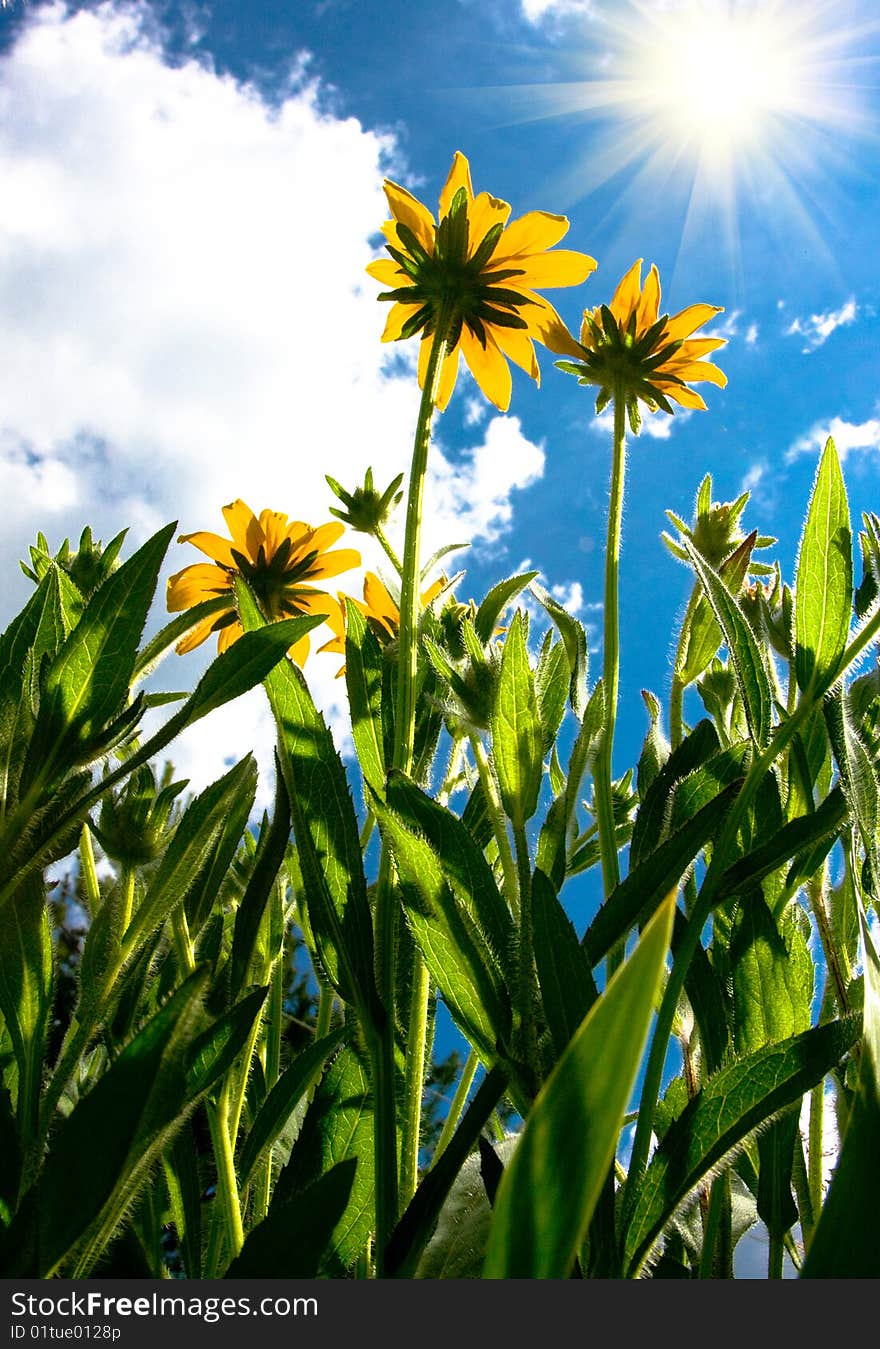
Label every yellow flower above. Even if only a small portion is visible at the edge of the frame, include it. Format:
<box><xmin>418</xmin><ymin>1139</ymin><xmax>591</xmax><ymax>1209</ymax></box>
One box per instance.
<box><xmin>558</xmin><ymin>259</ymin><xmax>727</xmax><ymax>426</ymax></box>
<box><xmin>321</xmin><ymin>571</ymin><xmax>446</xmax><ymax>675</ymax></box>
<box><xmin>367</xmin><ymin>150</ymin><xmax>596</xmax><ymax>413</ymax></box>
<box><xmin>166</xmin><ymin>499</ymin><xmax>360</xmax><ymax>666</ymax></box>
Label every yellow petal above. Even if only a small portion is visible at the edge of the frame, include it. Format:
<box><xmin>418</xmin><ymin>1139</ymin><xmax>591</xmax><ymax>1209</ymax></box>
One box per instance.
<box><xmin>287</xmin><ymin>631</ymin><xmax>312</xmax><ymax>668</ymax></box>
<box><xmin>306</xmin><ymin>548</ymin><xmax>361</xmax><ymax>581</ymax></box>
<box><xmin>383</xmin><ymin>179</ymin><xmax>435</xmax><ymax>254</ymax></box>
<box><xmin>496</xmin><ymin>210</ymin><xmax>571</xmax><ymax>257</ymax></box>
<box><xmin>366</xmin><ymin>258</ymin><xmax>411</xmax><ymax>287</ymax></box>
<box><xmin>302</xmin><ymin>520</ymin><xmax>347</xmax><ymax>554</ymax></box>
<box><xmin>381</xmin><ymin>301</ymin><xmax>422</xmax><ymax>343</ymax></box>
<box><xmin>636</xmin><ymin>264</ymin><xmax>661</xmax><ymax>332</ymax></box>
<box><xmin>216</xmin><ymin>620</ymin><xmax>244</xmax><ymax>654</ymax></box>
<box><xmin>609</xmin><ymin>260</ymin><xmax>643</xmax><ymax>326</ymax></box>
<box><xmin>175</xmin><ymin>614</ymin><xmax>220</xmax><ymax>655</ymax></box>
<box><xmin>438</xmin><ymin>150</ymin><xmax>474</xmax><ymax>217</ymax></box>
<box><xmin>364</xmin><ymin>571</ymin><xmax>399</xmax><ymax>632</ymax></box>
<box><xmin>491</xmin><ymin>324</ymin><xmax>539</xmax><ymax>380</ymax></box>
<box><xmin>660</xmin><ymin>383</ymin><xmax>708</xmax><ymax>411</ymax></box>
<box><xmin>221</xmin><ymin>499</ymin><xmax>260</xmax><ymax>557</ymax></box>
<box><xmin>664</xmin><ymin>304</ymin><xmax>723</xmax><ymax>342</ymax></box>
<box><xmin>520</xmin><ymin>292</ymin><xmax>584</xmax><ymax>359</ymax></box>
<box><xmin>176</xmin><ymin>530</ymin><xmax>237</xmax><ymax>568</ymax></box>
<box><xmin>166</xmin><ymin>563</ymin><xmax>231</xmax><ymax>610</ymax></box>
<box><xmin>675</xmin><ymin>336</ymin><xmax>727</xmax><ymax>357</ymax></box>
<box><xmin>460</xmin><ymin>326</ymin><xmax>512</xmax><ymax>413</ymax></box>
<box><xmin>505</xmin><ymin>248</ymin><xmax>597</xmax><ymax>289</ymax></box>
<box><xmin>466</xmin><ymin>191</ymin><xmax>511</xmax><ymax>256</ymax></box>
<box><xmin>662</xmin><ymin>359</ymin><xmax>727</xmax><ymax>388</ymax></box>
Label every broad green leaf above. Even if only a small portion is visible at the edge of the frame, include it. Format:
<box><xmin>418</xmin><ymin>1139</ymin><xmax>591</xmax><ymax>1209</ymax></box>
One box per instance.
<box><xmin>491</xmin><ymin>609</ymin><xmax>544</xmax><ymax>828</ymax></box>
<box><xmin>825</xmin><ymin>689</ymin><xmax>880</xmax><ymax>882</ymax></box>
<box><xmin>756</xmin><ymin>1109</ymin><xmax>799</xmax><ymax>1241</ymax></box>
<box><xmin>121</xmin><ymin>756</ymin><xmax>257</xmax><ymax>961</ymax></box>
<box><xmin>229</xmin><ymin>768</ymin><xmax>290</xmax><ymax>999</ymax></box>
<box><xmin>533</xmin><ymin>636</ymin><xmax>569</xmax><ymax>756</ymax></box>
<box><xmin>225</xmin><ymin>1160</ymin><xmax>356</xmax><ymax>1277</ymax></box>
<box><xmin>529</xmin><ymin>579</ymin><xmax>588</xmax><ymax>718</ymax></box>
<box><xmin>373</xmin><ymin>793</ymin><xmax>512</xmax><ymax>1062</ymax></box>
<box><xmin>680</xmin><ymin>532</ymin><xmax>758</xmax><ymax>687</ymax></box>
<box><xmin>795</xmin><ymin>437</ymin><xmax>852</xmax><ymax>696</ymax></box>
<box><xmin>237</xmin><ymin>1026</ymin><xmax>346</xmax><ymax>1188</ymax></box>
<box><xmin>0</xmin><ymin>1084</ymin><xmax>21</xmax><ymax>1225</ymax></box>
<box><xmin>385</xmin><ymin>1064</ymin><xmax>511</xmax><ymax>1279</ymax></box>
<box><xmin>623</xmin><ymin>1015</ymin><xmax>859</xmax><ymax>1277</ymax></box>
<box><xmin>385</xmin><ymin>770</ymin><xmax>513</xmax><ymax>973</ymax></box>
<box><xmin>801</xmin><ymin>900</ymin><xmax>880</xmax><ymax>1277</ymax></box>
<box><xmin>717</xmin><ymin>784</ymin><xmax>846</xmax><ymax>907</ymax></box>
<box><xmin>181</xmin><ymin>614</ymin><xmax>325</xmax><ymax>727</ymax></box>
<box><xmin>684</xmin><ymin>540</ymin><xmax>774</xmax><ymax>748</ymax></box>
<box><xmin>415</xmin><ymin>1135</ymin><xmax>519</xmax><ymax>1278</ymax></box>
<box><xmin>636</xmin><ymin>690</ymin><xmax>670</xmax><ymax>802</ymax></box>
<box><xmin>1</xmin><ymin>968</ymin><xmax>208</xmax><ymax>1277</ymax></box>
<box><xmin>343</xmin><ymin>598</ymin><xmax>386</xmax><ymax>798</ymax></box>
<box><xmin>185</xmin><ymin>985</ymin><xmax>268</xmax><ymax>1102</ymax></box>
<box><xmin>163</xmin><ymin>1125</ymin><xmax>204</xmax><ymax>1279</ymax></box>
<box><xmin>582</xmin><ymin>780</ymin><xmax>740</xmax><ymax>968</ymax></box>
<box><xmin>20</xmin><ymin>524</ymin><xmax>175</xmax><ymax>792</ymax></box>
<box><xmin>131</xmin><ymin>595</ymin><xmax>230</xmax><ymax>686</ymax></box>
<box><xmin>473</xmin><ymin>571</ymin><xmax>538</xmax><ymax>645</ymax></box>
<box><xmin>673</xmin><ymin>908</ymin><xmax>730</xmax><ymax>1074</ymax></box>
<box><xmin>730</xmin><ymin>894</ymin><xmax>814</xmax><ymax>1054</ymax></box>
<box><xmin>532</xmin><ymin>867</ymin><xmax>598</xmax><ymax>1061</ymax></box>
<box><xmin>270</xmin><ymin>1045</ymin><xmax>375</xmax><ymax>1275</ymax></box>
<box><xmin>630</xmin><ymin>718</ymin><xmax>720</xmax><ymax>867</ymax></box>
<box><xmin>0</xmin><ymin>872</ymin><xmax>52</xmax><ymax>1145</ymax></box>
<box><xmin>237</xmin><ymin>581</ymin><xmax>378</xmax><ymax>1024</ymax></box>
<box><xmin>483</xmin><ymin>896</ymin><xmax>675</xmax><ymax>1278</ymax></box>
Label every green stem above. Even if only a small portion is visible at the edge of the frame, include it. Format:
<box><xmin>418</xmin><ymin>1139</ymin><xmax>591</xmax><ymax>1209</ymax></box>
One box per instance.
<box><xmin>791</xmin><ymin>1130</ymin><xmax>815</xmax><ymax>1250</ymax></box>
<box><xmin>767</xmin><ymin>1231</ymin><xmax>785</xmax><ymax>1281</ymax></box>
<box><xmin>670</xmin><ymin>586</ymin><xmax>701</xmax><ymax>751</ymax></box>
<box><xmin>470</xmin><ymin>733</ymin><xmax>519</xmax><ymax>915</ymax></box>
<box><xmin>595</xmin><ymin>387</ymin><xmax>627</xmax><ymax>975</ymax></box>
<box><xmin>392</xmin><ymin>307</ymin><xmax>454</xmax><ymax>776</ymax></box>
<box><xmin>172</xmin><ymin>906</ymin><xmax>196</xmax><ymax>976</ymax></box>
<box><xmin>79</xmin><ymin>823</ymin><xmax>102</xmax><ymax>915</ymax></box>
<box><xmin>622</xmin><ymin>698</ymin><xmax>814</xmax><ymax>1257</ymax></box>
<box><xmin>400</xmin><ymin>954</ymin><xmax>430</xmax><ymax>1206</ymax></box>
<box><xmin>432</xmin><ymin>1049</ymin><xmax>479</xmax><ymax>1161</ymax></box>
<box><xmin>375</xmin><ymin>523</ymin><xmax>403</xmax><ymax>576</ymax></box>
<box><xmin>120</xmin><ymin>865</ymin><xmax>136</xmax><ymax>934</ymax></box>
<box><xmin>513</xmin><ymin>820</ymin><xmax>537</xmax><ymax>1071</ymax></box>
<box><xmin>807</xmin><ymin>1078</ymin><xmax>825</xmax><ymax>1241</ymax></box>
<box><xmin>207</xmin><ymin>1085</ymin><xmax>245</xmax><ymax>1269</ymax></box>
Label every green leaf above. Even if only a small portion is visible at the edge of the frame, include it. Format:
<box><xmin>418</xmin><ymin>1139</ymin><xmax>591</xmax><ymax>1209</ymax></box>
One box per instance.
<box><xmin>582</xmin><ymin>780</ymin><xmax>741</xmax><ymax>969</ymax></box>
<box><xmin>2</xmin><ymin>968</ymin><xmax>208</xmax><ymax>1277</ymax></box>
<box><xmin>532</xmin><ymin>867</ymin><xmax>598</xmax><ymax>1061</ymax></box>
<box><xmin>229</xmin><ymin>768</ymin><xmax>290</xmax><ymax>1000</ymax></box>
<box><xmin>373</xmin><ymin>792</ymin><xmax>512</xmax><ymax>1063</ymax></box>
<box><xmin>483</xmin><ymin>896</ymin><xmax>675</xmax><ymax>1278</ymax></box>
<box><xmin>622</xmin><ymin>1016</ymin><xmax>860</xmax><ymax>1277</ymax></box>
<box><xmin>684</xmin><ymin>540</ymin><xmax>774</xmax><ymax>748</ymax></box>
<box><xmin>679</xmin><ymin>533</ymin><xmax>758</xmax><ymax>687</ymax></box>
<box><xmin>185</xmin><ymin>985</ymin><xmax>268</xmax><ymax>1102</ymax></box>
<box><xmin>533</xmin><ymin>636</ymin><xmax>570</xmax><ymax>757</ymax></box>
<box><xmin>237</xmin><ymin>1026</ymin><xmax>346</xmax><ymax>1189</ymax></box>
<box><xmin>491</xmin><ymin>610</ymin><xmax>544</xmax><ymax>828</ymax></box>
<box><xmin>121</xmin><ymin>756</ymin><xmax>257</xmax><ymax>962</ymax></box>
<box><xmin>473</xmin><ymin>571</ymin><xmax>538</xmax><ymax>645</ymax></box>
<box><xmin>795</xmin><ymin>436</ymin><xmax>853</xmax><ymax>696</ymax></box>
<box><xmin>21</xmin><ymin>524</ymin><xmax>175</xmax><ymax>791</ymax></box>
<box><xmin>529</xmin><ymin>579</ymin><xmax>589</xmax><ymax>718</ymax></box>
<box><xmin>630</xmin><ymin>718</ymin><xmax>720</xmax><ymax>867</ymax></box>
<box><xmin>825</xmin><ymin>688</ymin><xmax>880</xmax><ymax>883</ymax></box>
<box><xmin>270</xmin><ymin>1045</ymin><xmax>375</xmax><ymax>1275</ymax></box>
<box><xmin>385</xmin><ymin>771</ymin><xmax>514</xmax><ymax>975</ymax></box>
<box><xmin>343</xmin><ymin>598</ymin><xmax>386</xmax><ymax>798</ymax></box>
<box><xmin>225</xmin><ymin>1160</ymin><xmax>356</xmax><ymax>1277</ymax></box>
<box><xmin>535</xmin><ymin>681</ymin><xmax>604</xmax><ymax>889</ymax></box>
<box><xmin>730</xmin><ymin>894</ymin><xmax>814</xmax><ymax>1055</ymax></box>
<box><xmin>415</xmin><ymin>1135</ymin><xmax>519</xmax><ymax>1278</ymax></box>
<box><xmin>801</xmin><ymin>899</ymin><xmax>880</xmax><ymax>1277</ymax></box>
<box><xmin>717</xmin><ymin>784</ymin><xmax>847</xmax><ymax>907</ymax></box>
<box><xmin>237</xmin><ymin>581</ymin><xmax>378</xmax><ymax>1024</ymax></box>
<box><xmin>0</xmin><ymin>872</ymin><xmax>52</xmax><ymax>1146</ymax></box>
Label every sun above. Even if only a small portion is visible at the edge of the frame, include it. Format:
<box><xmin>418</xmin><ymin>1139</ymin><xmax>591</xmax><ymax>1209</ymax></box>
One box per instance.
<box><xmin>480</xmin><ymin>0</ymin><xmax>878</xmax><ymax>275</ymax></box>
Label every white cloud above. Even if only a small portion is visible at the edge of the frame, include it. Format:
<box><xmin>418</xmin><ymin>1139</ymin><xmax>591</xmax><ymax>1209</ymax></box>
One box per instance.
<box><xmin>591</xmin><ymin>406</ymin><xmax>690</xmax><ymax>441</ymax></box>
<box><xmin>520</xmin><ymin>0</ymin><xmax>594</xmax><ymax>22</ymax></box>
<box><xmin>740</xmin><ymin>461</ymin><xmax>767</xmax><ymax>494</ymax></box>
<box><xmin>705</xmin><ymin>309</ymin><xmax>742</xmax><ymax>341</ymax></box>
<box><xmin>785</xmin><ymin>299</ymin><xmax>857</xmax><ymax>352</ymax></box>
<box><xmin>0</xmin><ymin>1</ymin><xmax>550</xmax><ymax>807</ymax></box>
<box><xmin>787</xmin><ymin>414</ymin><xmax>880</xmax><ymax>464</ymax></box>
<box><xmin>744</xmin><ymin>323</ymin><xmax>759</xmax><ymax>346</ymax></box>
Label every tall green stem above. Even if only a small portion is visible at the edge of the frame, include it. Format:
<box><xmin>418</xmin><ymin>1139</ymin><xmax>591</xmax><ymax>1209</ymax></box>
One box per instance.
<box><xmin>373</xmin><ymin>309</ymin><xmax>453</xmax><ymax>1276</ymax></box>
<box><xmin>596</xmin><ymin>386</ymin><xmax>628</xmax><ymax>975</ymax></box>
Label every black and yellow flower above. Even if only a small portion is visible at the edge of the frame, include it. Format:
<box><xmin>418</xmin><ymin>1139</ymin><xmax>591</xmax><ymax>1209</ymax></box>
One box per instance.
<box><xmin>167</xmin><ymin>499</ymin><xmax>359</xmax><ymax>666</ymax></box>
<box><xmin>367</xmin><ymin>150</ymin><xmax>596</xmax><ymax>412</ymax></box>
<box><xmin>558</xmin><ymin>259</ymin><xmax>727</xmax><ymax>428</ymax></box>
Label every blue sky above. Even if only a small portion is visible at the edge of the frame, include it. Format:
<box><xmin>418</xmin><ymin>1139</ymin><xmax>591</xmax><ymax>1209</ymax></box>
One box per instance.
<box><xmin>1</xmin><ymin>0</ymin><xmax>875</xmax><ymax>1276</ymax></box>
<box><xmin>1</xmin><ymin>0</ymin><xmax>878</xmax><ymax>852</ymax></box>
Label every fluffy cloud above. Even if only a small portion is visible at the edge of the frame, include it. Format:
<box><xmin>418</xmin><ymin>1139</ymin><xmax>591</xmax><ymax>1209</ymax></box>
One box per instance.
<box><xmin>0</xmin><ymin>1</ymin><xmax>549</xmax><ymax>805</ymax></box>
<box><xmin>785</xmin><ymin>299</ymin><xmax>857</xmax><ymax>352</ymax></box>
<box><xmin>520</xmin><ymin>0</ymin><xmax>595</xmax><ymax>22</ymax></box>
<box><xmin>786</xmin><ymin>413</ymin><xmax>880</xmax><ymax>463</ymax></box>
